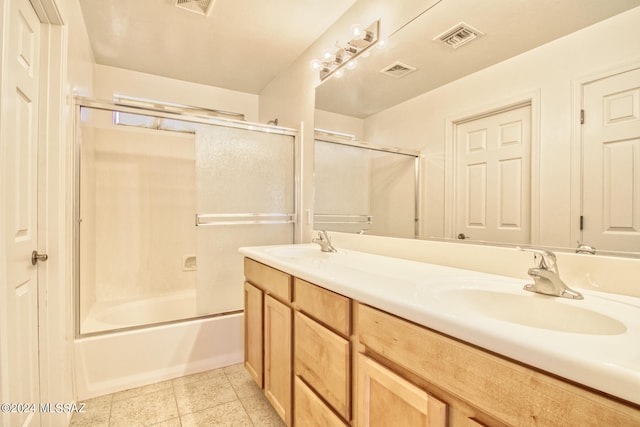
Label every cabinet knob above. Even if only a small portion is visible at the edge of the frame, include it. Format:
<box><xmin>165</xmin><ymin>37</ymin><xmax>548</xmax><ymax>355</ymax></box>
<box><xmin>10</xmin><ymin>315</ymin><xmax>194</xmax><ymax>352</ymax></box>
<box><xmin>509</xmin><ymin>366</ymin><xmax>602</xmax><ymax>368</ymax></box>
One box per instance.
<box><xmin>31</xmin><ymin>250</ymin><xmax>48</xmax><ymax>266</ymax></box>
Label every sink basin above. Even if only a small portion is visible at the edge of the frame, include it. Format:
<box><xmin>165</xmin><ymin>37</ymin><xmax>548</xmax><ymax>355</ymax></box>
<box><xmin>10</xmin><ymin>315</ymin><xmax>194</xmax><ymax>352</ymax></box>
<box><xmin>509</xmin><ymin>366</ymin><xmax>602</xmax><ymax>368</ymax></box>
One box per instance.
<box><xmin>435</xmin><ymin>287</ymin><xmax>627</xmax><ymax>335</ymax></box>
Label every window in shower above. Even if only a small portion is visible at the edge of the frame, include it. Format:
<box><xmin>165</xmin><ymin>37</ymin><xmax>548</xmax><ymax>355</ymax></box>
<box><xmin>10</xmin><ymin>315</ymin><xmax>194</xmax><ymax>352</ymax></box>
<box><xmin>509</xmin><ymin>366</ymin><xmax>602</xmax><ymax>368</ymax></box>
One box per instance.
<box><xmin>76</xmin><ymin>101</ymin><xmax>295</xmax><ymax>335</ymax></box>
<box><xmin>314</xmin><ymin>137</ymin><xmax>418</xmax><ymax>238</ymax></box>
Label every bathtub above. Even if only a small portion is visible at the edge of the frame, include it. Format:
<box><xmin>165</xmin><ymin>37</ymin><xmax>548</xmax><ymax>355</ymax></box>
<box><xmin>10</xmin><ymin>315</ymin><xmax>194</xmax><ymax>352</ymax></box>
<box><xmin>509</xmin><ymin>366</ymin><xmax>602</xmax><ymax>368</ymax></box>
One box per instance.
<box><xmin>74</xmin><ymin>293</ymin><xmax>243</xmax><ymax>399</ymax></box>
<box><xmin>81</xmin><ymin>290</ymin><xmax>199</xmax><ymax>334</ymax></box>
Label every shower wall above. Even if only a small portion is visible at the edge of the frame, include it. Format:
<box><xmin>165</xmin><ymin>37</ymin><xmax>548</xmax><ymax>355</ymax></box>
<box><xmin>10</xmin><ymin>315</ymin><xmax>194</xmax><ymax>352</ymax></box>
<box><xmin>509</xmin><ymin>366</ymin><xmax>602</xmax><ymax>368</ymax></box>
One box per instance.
<box><xmin>93</xmin><ymin>127</ymin><xmax>196</xmax><ymax>301</ymax></box>
<box><xmin>79</xmin><ymin>111</ymin><xmax>197</xmax><ymax>331</ymax></box>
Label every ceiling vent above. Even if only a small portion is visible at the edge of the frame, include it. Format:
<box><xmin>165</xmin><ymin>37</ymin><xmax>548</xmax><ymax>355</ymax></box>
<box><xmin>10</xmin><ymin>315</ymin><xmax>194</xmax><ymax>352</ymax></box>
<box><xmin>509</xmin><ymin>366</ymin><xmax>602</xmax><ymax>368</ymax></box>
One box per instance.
<box><xmin>175</xmin><ymin>0</ymin><xmax>216</xmax><ymax>16</ymax></box>
<box><xmin>435</xmin><ymin>22</ymin><xmax>483</xmax><ymax>48</ymax></box>
<box><xmin>380</xmin><ymin>61</ymin><xmax>417</xmax><ymax>78</ymax></box>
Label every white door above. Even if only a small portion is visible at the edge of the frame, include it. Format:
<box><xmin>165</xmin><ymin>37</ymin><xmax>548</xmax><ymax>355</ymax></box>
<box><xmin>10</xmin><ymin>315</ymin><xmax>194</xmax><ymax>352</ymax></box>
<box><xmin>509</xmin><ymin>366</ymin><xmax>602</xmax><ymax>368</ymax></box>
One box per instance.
<box><xmin>1</xmin><ymin>0</ymin><xmax>42</xmax><ymax>425</ymax></box>
<box><xmin>455</xmin><ymin>104</ymin><xmax>531</xmax><ymax>244</ymax></box>
<box><xmin>582</xmin><ymin>68</ymin><xmax>640</xmax><ymax>252</ymax></box>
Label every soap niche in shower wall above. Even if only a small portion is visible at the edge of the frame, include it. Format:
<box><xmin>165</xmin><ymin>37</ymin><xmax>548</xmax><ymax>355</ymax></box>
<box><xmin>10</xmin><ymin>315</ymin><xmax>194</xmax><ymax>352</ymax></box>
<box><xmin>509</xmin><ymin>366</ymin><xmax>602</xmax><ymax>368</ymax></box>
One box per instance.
<box><xmin>182</xmin><ymin>254</ymin><xmax>197</xmax><ymax>271</ymax></box>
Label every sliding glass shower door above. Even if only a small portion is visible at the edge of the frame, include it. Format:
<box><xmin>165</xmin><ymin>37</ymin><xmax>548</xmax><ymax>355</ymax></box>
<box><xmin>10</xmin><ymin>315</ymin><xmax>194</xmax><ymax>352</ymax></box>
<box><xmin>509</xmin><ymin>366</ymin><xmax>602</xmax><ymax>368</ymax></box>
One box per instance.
<box><xmin>195</xmin><ymin>124</ymin><xmax>295</xmax><ymax>315</ymax></box>
<box><xmin>76</xmin><ymin>100</ymin><xmax>295</xmax><ymax>335</ymax></box>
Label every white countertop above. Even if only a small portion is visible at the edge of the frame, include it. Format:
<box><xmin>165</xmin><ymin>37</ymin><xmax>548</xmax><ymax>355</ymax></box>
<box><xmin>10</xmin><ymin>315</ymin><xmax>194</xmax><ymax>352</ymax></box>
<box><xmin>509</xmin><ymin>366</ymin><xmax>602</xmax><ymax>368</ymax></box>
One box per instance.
<box><xmin>239</xmin><ymin>243</ymin><xmax>640</xmax><ymax>405</ymax></box>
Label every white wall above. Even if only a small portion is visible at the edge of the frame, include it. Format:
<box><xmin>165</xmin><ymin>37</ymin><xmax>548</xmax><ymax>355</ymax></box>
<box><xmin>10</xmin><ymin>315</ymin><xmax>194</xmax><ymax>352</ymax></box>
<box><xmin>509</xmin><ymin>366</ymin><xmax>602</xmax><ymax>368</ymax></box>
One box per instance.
<box><xmin>94</xmin><ymin>65</ymin><xmax>260</xmax><ymax>123</ymax></box>
<box><xmin>314</xmin><ymin>109</ymin><xmax>365</xmax><ymax>140</ymax></box>
<box><xmin>363</xmin><ymin>7</ymin><xmax>640</xmax><ymax>248</ymax></box>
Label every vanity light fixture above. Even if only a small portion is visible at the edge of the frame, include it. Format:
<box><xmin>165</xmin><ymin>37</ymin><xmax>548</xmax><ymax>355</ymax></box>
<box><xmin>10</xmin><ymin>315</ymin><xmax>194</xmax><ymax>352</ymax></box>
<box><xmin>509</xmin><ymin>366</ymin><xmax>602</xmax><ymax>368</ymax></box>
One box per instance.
<box><xmin>312</xmin><ymin>20</ymin><xmax>380</xmax><ymax>81</ymax></box>
<box><xmin>175</xmin><ymin>0</ymin><xmax>217</xmax><ymax>16</ymax></box>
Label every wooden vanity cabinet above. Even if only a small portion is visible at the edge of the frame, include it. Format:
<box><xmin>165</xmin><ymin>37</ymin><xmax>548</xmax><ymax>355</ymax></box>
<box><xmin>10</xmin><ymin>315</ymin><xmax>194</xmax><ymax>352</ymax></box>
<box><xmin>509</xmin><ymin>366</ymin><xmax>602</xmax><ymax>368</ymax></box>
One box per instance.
<box><xmin>245</xmin><ymin>256</ymin><xmax>640</xmax><ymax>427</ymax></box>
<box><xmin>244</xmin><ymin>258</ymin><xmax>293</xmax><ymax>426</ymax></box>
<box><xmin>356</xmin><ymin>303</ymin><xmax>640</xmax><ymax>427</ymax></box>
<box><xmin>294</xmin><ymin>278</ymin><xmax>352</xmax><ymax>426</ymax></box>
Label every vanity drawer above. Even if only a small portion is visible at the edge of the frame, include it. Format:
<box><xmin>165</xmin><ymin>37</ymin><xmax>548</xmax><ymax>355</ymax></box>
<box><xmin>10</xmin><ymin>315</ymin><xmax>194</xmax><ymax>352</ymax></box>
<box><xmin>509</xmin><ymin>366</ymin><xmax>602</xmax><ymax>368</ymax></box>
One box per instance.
<box><xmin>294</xmin><ymin>278</ymin><xmax>351</xmax><ymax>337</ymax></box>
<box><xmin>294</xmin><ymin>376</ymin><xmax>348</xmax><ymax>427</ymax></box>
<box><xmin>295</xmin><ymin>311</ymin><xmax>351</xmax><ymax>420</ymax></box>
<box><xmin>244</xmin><ymin>258</ymin><xmax>292</xmax><ymax>302</ymax></box>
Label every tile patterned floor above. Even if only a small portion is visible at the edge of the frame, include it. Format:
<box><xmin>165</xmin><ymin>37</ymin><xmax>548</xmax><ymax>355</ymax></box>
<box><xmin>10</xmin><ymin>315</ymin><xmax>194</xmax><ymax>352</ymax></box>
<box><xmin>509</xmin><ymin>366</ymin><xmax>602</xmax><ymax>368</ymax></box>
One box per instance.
<box><xmin>70</xmin><ymin>363</ymin><xmax>286</xmax><ymax>427</ymax></box>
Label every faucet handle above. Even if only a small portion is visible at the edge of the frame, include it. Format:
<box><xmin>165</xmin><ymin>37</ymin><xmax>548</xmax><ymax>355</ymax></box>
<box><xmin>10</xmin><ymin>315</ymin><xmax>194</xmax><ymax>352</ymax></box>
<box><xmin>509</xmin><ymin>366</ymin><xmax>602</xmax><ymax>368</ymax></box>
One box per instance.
<box><xmin>518</xmin><ymin>247</ymin><xmax>558</xmax><ymax>272</ymax></box>
<box><xmin>317</xmin><ymin>230</ymin><xmax>331</xmax><ymax>242</ymax></box>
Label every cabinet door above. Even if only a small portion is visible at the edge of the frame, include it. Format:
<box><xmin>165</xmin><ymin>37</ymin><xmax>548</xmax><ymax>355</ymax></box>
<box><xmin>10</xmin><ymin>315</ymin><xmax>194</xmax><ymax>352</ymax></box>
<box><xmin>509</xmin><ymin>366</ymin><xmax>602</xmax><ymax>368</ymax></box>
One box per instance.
<box><xmin>265</xmin><ymin>294</ymin><xmax>292</xmax><ymax>425</ymax></box>
<box><xmin>244</xmin><ymin>282</ymin><xmax>263</xmax><ymax>387</ymax></box>
<box><xmin>357</xmin><ymin>354</ymin><xmax>447</xmax><ymax>427</ymax></box>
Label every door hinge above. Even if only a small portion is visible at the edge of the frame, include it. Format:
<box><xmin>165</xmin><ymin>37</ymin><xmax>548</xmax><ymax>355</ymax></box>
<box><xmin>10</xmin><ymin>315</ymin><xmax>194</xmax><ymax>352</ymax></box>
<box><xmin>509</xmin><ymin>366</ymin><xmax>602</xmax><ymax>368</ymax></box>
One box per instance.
<box><xmin>580</xmin><ymin>215</ymin><xmax>584</xmax><ymax>230</ymax></box>
<box><xmin>580</xmin><ymin>109</ymin><xmax>585</xmax><ymax>124</ymax></box>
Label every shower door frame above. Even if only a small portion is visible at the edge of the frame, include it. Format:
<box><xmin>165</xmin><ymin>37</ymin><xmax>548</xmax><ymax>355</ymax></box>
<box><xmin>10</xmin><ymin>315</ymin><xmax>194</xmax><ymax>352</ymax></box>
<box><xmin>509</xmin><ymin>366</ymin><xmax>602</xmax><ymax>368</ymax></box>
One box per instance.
<box><xmin>313</xmin><ymin>130</ymin><xmax>421</xmax><ymax>238</ymax></box>
<box><xmin>72</xmin><ymin>97</ymin><xmax>299</xmax><ymax>337</ymax></box>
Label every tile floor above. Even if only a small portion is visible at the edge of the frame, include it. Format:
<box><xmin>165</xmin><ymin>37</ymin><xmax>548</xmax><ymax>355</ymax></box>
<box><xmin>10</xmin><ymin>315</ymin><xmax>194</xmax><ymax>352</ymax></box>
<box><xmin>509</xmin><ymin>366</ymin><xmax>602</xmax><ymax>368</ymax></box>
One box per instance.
<box><xmin>70</xmin><ymin>363</ymin><xmax>286</xmax><ymax>427</ymax></box>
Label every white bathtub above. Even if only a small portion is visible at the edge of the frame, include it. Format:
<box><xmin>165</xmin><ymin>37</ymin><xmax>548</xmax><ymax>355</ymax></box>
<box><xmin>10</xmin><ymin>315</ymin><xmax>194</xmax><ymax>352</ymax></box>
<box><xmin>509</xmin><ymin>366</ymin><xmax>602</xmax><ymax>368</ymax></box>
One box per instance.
<box><xmin>74</xmin><ymin>293</ymin><xmax>243</xmax><ymax>399</ymax></box>
<box><xmin>81</xmin><ymin>290</ymin><xmax>199</xmax><ymax>334</ymax></box>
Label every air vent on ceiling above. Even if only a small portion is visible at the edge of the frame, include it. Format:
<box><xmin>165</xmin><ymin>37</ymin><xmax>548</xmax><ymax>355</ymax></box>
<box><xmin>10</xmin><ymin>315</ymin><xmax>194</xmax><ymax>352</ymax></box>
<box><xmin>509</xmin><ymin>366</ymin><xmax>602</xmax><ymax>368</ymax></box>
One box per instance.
<box><xmin>380</xmin><ymin>61</ymin><xmax>417</xmax><ymax>78</ymax></box>
<box><xmin>175</xmin><ymin>0</ymin><xmax>216</xmax><ymax>16</ymax></box>
<box><xmin>435</xmin><ymin>22</ymin><xmax>483</xmax><ymax>49</ymax></box>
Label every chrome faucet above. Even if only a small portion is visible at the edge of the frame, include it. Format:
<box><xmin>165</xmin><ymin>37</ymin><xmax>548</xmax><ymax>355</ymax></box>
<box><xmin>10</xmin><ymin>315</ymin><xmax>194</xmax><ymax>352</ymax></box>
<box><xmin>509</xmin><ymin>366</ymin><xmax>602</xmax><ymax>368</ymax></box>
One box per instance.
<box><xmin>519</xmin><ymin>247</ymin><xmax>583</xmax><ymax>300</ymax></box>
<box><xmin>312</xmin><ymin>230</ymin><xmax>337</xmax><ymax>253</ymax></box>
<box><xmin>576</xmin><ymin>242</ymin><xmax>596</xmax><ymax>255</ymax></box>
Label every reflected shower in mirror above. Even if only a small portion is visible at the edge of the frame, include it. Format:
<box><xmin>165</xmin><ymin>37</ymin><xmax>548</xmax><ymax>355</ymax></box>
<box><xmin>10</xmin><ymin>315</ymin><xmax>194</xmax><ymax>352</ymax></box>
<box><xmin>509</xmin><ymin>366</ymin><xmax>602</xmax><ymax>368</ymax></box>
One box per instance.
<box><xmin>314</xmin><ymin>134</ymin><xmax>418</xmax><ymax>238</ymax></box>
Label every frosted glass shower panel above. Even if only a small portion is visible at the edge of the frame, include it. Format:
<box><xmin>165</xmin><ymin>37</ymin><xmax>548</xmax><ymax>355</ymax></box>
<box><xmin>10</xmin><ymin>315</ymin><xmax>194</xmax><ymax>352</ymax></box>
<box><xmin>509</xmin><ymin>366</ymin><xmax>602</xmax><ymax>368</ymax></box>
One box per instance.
<box><xmin>195</xmin><ymin>124</ymin><xmax>295</xmax><ymax>315</ymax></box>
<box><xmin>314</xmin><ymin>141</ymin><xmax>371</xmax><ymax>233</ymax></box>
<box><xmin>314</xmin><ymin>139</ymin><xmax>417</xmax><ymax>237</ymax></box>
<box><xmin>196</xmin><ymin>125</ymin><xmax>294</xmax><ymax>214</ymax></box>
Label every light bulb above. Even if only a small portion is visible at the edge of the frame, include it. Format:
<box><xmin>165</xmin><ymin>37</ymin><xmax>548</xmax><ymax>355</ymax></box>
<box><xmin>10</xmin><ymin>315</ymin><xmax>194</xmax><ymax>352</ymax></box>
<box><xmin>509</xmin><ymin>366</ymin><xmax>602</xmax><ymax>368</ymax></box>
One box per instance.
<box><xmin>322</xmin><ymin>48</ymin><xmax>336</xmax><ymax>62</ymax></box>
<box><xmin>351</xmin><ymin>24</ymin><xmax>364</xmax><ymax>38</ymax></box>
<box><xmin>346</xmin><ymin>60</ymin><xmax>357</xmax><ymax>70</ymax></box>
<box><xmin>334</xmin><ymin>69</ymin><xmax>345</xmax><ymax>78</ymax></box>
<box><xmin>310</xmin><ymin>59</ymin><xmax>323</xmax><ymax>71</ymax></box>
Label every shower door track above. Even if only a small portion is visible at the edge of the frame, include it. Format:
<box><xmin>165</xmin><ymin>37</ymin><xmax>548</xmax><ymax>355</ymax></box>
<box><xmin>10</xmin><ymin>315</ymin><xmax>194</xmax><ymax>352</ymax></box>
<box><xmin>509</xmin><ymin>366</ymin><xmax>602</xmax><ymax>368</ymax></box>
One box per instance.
<box><xmin>76</xmin><ymin>97</ymin><xmax>297</xmax><ymax>136</ymax></box>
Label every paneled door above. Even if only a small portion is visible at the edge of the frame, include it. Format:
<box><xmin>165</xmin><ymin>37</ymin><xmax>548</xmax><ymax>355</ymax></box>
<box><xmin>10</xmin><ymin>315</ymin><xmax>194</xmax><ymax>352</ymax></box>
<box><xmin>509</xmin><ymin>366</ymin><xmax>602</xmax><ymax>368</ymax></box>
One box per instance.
<box><xmin>582</xmin><ymin>67</ymin><xmax>640</xmax><ymax>252</ymax></box>
<box><xmin>0</xmin><ymin>0</ymin><xmax>43</xmax><ymax>425</ymax></box>
<box><xmin>455</xmin><ymin>104</ymin><xmax>531</xmax><ymax>244</ymax></box>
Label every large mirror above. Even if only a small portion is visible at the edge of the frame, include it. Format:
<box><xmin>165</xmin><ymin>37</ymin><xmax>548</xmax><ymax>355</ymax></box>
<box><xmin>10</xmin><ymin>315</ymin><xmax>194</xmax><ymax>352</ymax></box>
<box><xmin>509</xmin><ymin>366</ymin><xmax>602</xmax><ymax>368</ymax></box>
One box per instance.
<box><xmin>314</xmin><ymin>0</ymin><xmax>640</xmax><ymax>256</ymax></box>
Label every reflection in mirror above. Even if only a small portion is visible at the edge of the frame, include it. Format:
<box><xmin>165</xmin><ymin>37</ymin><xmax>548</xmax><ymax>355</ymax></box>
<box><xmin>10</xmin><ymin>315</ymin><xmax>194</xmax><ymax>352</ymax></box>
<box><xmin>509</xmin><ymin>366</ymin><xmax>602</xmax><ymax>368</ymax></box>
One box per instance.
<box><xmin>314</xmin><ymin>0</ymin><xmax>640</xmax><ymax>255</ymax></box>
<box><xmin>314</xmin><ymin>134</ymin><xmax>418</xmax><ymax>238</ymax></box>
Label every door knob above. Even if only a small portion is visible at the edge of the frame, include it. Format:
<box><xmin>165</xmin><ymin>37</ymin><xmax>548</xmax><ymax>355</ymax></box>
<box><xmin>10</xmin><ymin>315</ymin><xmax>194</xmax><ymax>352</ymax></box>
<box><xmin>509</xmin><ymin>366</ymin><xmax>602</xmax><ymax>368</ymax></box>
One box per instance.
<box><xmin>31</xmin><ymin>250</ymin><xmax>48</xmax><ymax>266</ymax></box>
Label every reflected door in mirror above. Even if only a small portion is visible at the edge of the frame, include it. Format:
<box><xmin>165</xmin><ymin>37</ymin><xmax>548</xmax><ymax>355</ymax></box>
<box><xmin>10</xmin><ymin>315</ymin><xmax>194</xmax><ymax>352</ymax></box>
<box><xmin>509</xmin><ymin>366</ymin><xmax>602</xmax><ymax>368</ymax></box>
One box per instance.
<box><xmin>455</xmin><ymin>104</ymin><xmax>531</xmax><ymax>244</ymax></box>
<box><xmin>582</xmin><ymin>67</ymin><xmax>640</xmax><ymax>252</ymax></box>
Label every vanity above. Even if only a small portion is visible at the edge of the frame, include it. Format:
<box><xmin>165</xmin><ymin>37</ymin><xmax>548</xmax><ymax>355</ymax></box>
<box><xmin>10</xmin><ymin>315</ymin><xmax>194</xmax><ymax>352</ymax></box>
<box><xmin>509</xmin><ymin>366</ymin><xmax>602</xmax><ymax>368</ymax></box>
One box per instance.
<box><xmin>239</xmin><ymin>243</ymin><xmax>640</xmax><ymax>426</ymax></box>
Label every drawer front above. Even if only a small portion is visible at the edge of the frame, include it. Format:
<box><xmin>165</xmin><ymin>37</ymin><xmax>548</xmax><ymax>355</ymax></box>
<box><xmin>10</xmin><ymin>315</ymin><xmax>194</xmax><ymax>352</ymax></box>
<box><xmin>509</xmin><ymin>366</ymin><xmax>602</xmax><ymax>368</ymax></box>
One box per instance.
<box><xmin>244</xmin><ymin>258</ymin><xmax>292</xmax><ymax>302</ymax></box>
<box><xmin>294</xmin><ymin>278</ymin><xmax>351</xmax><ymax>337</ymax></box>
<box><xmin>295</xmin><ymin>311</ymin><xmax>350</xmax><ymax>420</ymax></box>
<box><xmin>295</xmin><ymin>376</ymin><xmax>348</xmax><ymax>427</ymax></box>
<box><xmin>357</xmin><ymin>303</ymin><xmax>640</xmax><ymax>427</ymax></box>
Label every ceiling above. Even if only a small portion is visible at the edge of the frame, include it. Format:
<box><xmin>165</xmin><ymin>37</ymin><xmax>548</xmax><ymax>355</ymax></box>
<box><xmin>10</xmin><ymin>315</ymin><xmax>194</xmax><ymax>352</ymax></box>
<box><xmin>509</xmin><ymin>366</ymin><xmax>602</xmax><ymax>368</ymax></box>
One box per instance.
<box><xmin>315</xmin><ymin>0</ymin><xmax>640</xmax><ymax>118</ymax></box>
<box><xmin>78</xmin><ymin>0</ymin><xmax>357</xmax><ymax>94</ymax></box>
